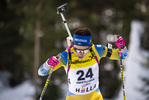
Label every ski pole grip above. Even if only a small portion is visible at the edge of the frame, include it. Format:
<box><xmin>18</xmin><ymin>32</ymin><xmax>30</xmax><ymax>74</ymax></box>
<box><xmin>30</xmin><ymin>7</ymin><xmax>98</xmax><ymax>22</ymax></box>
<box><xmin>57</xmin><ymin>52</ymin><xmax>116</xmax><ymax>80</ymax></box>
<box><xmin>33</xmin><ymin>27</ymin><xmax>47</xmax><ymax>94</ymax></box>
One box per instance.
<box><xmin>116</xmin><ymin>35</ymin><xmax>122</xmax><ymax>56</ymax></box>
<box><xmin>50</xmin><ymin>56</ymin><xmax>60</xmax><ymax>73</ymax></box>
<box><xmin>57</xmin><ymin>3</ymin><xmax>67</xmax><ymax>14</ymax></box>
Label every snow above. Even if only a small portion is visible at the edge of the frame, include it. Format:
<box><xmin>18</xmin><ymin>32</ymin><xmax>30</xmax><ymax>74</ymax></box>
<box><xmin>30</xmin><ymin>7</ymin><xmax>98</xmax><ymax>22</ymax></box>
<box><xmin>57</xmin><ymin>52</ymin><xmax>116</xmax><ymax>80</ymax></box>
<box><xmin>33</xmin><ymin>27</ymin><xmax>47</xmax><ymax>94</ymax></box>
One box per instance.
<box><xmin>0</xmin><ymin>71</ymin><xmax>35</xmax><ymax>100</ymax></box>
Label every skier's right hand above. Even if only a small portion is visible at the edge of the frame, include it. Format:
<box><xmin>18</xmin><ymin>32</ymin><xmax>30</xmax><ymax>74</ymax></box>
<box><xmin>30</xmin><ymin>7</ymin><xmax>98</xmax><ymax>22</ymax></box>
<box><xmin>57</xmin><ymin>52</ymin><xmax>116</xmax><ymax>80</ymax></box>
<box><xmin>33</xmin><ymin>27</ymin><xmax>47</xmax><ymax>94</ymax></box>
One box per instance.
<box><xmin>47</xmin><ymin>56</ymin><xmax>59</xmax><ymax>67</ymax></box>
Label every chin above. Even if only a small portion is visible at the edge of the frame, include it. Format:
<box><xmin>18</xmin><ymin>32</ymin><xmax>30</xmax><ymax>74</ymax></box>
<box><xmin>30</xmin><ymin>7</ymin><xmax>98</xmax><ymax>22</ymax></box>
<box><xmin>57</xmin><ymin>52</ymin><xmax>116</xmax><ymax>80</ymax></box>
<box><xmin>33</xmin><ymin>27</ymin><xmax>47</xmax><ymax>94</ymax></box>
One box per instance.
<box><xmin>78</xmin><ymin>57</ymin><xmax>83</xmax><ymax>59</ymax></box>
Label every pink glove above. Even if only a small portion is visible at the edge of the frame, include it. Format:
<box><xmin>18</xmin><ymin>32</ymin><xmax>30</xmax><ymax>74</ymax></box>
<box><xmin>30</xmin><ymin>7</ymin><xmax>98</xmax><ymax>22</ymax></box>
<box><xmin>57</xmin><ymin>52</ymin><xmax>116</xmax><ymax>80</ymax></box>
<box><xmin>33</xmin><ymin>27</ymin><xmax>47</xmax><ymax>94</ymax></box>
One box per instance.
<box><xmin>47</xmin><ymin>56</ymin><xmax>59</xmax><ymax>67</ymax></box>
<box><xmin>115</xmin><ymin>36</ymin><xmax>125</xmax><ymax>48</ymax></box>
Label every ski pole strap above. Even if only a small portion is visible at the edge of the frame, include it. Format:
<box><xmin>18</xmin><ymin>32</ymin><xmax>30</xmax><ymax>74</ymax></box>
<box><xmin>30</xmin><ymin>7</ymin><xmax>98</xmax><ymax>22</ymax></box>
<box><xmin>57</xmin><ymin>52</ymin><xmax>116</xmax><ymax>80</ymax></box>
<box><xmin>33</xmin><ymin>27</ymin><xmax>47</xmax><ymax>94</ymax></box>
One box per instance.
<box><xmin>89</xmin><ymin>48</ymin><xmax>99</xmax><ymax>63</ymax></box>
<box><xmin>66</xmin><ymin>45</ymin><xmax>73</xmax><ymax>76</ymax></box>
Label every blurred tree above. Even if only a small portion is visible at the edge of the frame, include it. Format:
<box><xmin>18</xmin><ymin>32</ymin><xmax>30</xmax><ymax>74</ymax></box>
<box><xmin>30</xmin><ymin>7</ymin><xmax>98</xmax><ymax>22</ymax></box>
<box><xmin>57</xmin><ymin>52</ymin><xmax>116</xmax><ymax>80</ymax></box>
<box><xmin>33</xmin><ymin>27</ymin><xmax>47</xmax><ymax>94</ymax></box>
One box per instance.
<box><xmin>33</xmin><ymin>0</ymin><xmax>42</xmax><ymax>99</ymax></box>
<box><xmin>0</xmin><ymin>0</ymin><xmax>24</xmax><ymax>86</ymax></box>
<box><xmin>13</xmin><ymin>0</ymin><xmax>70</xmax><ymax>100</ymax></box>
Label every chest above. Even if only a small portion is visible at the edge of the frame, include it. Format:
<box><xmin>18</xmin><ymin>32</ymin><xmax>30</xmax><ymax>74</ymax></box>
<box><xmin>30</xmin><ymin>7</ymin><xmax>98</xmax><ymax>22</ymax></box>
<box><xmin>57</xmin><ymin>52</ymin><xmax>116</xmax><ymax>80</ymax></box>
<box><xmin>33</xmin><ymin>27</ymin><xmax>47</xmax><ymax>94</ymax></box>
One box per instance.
<box><xmin>66</xmin><ymin>63</ymin><xmax>99</xmax><ymax>94</ymax></box>
<box><xmin>69</xmin><ymin>51</ymin><xmax>98</xmax><ymax>69</ymax></box>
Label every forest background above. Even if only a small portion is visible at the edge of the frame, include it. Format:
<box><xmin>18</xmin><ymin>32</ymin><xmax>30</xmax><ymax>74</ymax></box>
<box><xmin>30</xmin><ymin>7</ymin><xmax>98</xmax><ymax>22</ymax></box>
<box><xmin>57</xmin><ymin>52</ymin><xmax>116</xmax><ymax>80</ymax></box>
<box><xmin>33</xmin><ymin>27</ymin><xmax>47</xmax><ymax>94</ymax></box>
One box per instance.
<box><xmin>0</xmin><ymin>0</ymin><xmax>149</xmax><ymax>100</ymax></box>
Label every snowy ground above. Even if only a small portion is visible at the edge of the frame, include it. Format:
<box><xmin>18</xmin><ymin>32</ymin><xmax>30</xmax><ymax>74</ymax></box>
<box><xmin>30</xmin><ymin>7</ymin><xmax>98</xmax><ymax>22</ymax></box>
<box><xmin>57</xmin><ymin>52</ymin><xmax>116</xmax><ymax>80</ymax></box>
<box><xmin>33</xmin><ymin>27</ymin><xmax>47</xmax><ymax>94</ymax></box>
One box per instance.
<box><xmin>0</xmin><ymin>71</ymin><xmax>35</xmax><ymax>100</ymax></box>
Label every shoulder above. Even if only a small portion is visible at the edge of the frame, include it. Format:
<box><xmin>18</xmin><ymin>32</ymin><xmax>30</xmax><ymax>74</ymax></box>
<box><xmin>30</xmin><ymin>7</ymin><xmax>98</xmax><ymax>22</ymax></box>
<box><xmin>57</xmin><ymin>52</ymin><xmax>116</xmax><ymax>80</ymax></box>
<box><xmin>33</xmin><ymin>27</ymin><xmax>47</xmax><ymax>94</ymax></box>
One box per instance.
<box><xmin>92</xmin><ymin>44</ymin><xmax>107</xmax><ymax>57</ymax></box>
<box><xmin>59</xmin><ymin>50</ymin><xmax>68</xmax><ymax>57</ymax></box>
<box><xmin>93</xmin><ymin>44</ymin><xmax>105</xmax><ymax>51</ymax></box>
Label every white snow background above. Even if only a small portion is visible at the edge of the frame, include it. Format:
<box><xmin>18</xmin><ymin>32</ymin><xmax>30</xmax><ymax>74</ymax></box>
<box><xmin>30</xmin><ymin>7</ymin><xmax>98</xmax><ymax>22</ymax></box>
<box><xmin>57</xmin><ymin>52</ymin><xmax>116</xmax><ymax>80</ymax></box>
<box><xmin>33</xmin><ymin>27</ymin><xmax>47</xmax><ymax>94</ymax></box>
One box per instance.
<box><xmin>0</xmin><ymin>71</ymin><xmax>35</xmax><ymax>100</ymax></box>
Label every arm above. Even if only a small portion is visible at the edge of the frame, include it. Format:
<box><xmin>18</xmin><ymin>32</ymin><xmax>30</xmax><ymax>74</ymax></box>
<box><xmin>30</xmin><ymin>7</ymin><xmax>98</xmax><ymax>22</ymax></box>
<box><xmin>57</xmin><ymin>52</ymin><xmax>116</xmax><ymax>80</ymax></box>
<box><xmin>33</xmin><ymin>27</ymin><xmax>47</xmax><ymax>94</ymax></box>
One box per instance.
<box><xmin>38</xmin><ymin>51</ymin><xmax>68</xmax><ymax>76</ymax></box>
<box><xmin>94</xmin><ymin>36</ymin><xmax>128</xmax><ymax>60</ymax></box>
<box><xmin>115</xmin><ymin>36</ymin><xmax>128</xmax><ymax>59</ymax></box>
<box><xmin>108</xmin><ymin>35</ymin><xmax>128</xmax><ymax>60</ymax></box>
<box><xmin>38</xmin><ymin>56</ymin><xmax>60</xmax><ymax>76</ymax></box>
<box><xmin>109</xmin><ymin>46</ymin><xmax>128</xmax><ymax>60</ymax></box>
<box><xmin>120</xmin><ymin>46</ymin><xmax>128</xmax><ymax>59</ymax></box>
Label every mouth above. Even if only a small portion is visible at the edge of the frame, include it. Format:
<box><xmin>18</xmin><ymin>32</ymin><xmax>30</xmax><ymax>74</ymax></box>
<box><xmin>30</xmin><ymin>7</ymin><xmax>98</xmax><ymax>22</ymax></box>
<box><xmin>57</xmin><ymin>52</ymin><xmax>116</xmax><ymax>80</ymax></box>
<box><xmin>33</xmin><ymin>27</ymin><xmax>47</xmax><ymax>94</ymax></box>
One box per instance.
<box><xmin>78</xmin><ymin>56</ymin><xmax>83</xmax><ymax>59</ymax></box>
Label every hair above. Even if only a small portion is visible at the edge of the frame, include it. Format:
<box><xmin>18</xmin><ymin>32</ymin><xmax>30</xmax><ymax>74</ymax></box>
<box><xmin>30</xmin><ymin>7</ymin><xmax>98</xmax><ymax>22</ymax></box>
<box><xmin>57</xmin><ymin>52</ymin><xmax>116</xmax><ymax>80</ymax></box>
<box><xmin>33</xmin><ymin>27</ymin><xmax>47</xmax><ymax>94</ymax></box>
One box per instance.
<box><xmin>74</xmin><ymin>28</ymin><xmax>92</xmax><ymax>36</ymax></box>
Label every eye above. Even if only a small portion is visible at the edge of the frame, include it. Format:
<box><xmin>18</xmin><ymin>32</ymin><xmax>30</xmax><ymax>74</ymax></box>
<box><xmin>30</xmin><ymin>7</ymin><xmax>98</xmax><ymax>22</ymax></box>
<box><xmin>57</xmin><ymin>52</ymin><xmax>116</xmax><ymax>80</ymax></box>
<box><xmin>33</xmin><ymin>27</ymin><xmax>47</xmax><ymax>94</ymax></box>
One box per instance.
<box><xmin>84</xmin><ymin>50</ymin><xmax>89</xmax><ymax>53</ymax></box>
<box><xmin>76</xmin><ymin>50</ymin><xmax>80</xmax><ymax>53</ymax></box>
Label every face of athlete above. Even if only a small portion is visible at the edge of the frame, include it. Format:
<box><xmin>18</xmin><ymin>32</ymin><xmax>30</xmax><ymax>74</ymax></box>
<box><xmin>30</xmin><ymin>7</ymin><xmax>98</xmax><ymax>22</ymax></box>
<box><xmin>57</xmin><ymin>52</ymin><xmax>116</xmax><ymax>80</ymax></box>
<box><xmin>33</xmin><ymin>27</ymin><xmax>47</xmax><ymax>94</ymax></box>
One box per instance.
<box><xmin>73</xmin><ymin>45</ymin><xmax>90</xmax><ymax>59</ymax></box>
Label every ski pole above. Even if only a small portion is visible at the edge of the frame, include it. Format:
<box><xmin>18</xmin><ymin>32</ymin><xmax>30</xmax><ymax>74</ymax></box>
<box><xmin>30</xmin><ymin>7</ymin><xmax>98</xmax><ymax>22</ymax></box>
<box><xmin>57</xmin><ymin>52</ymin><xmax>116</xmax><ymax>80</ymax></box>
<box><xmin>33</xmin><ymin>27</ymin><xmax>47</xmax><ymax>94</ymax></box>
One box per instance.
<box><xmin>120</xmin><ymin>52</ymin><xmax>126</xmax><ymax>100</ymax></box>
<box><xmin>39</xmin><ymin>56</ymin><xmax>59</xmax><ymax>100</ymax></box>
<box><xmin>39</xmin><ymin>68</ymin><xmax>53</xmax><ymax>100</ymax></box>
<box><xmin>57</xmin><ymin>3</ymin><xmax>72</xmax><ymax>75</ymax></box>
<box><xmin>57</xmin><ymin>3</ymin><xmax>72</xmax><ymax>39</ymax></box>
<box><xmin>116</xmin><ymin>35</ymin><xmax>126</xmax><ymax>100</ymax></box>
<box><xmin>39</xmin><ymin>4</ymin><xmax>72</xmax><ymax>100</ymax></box>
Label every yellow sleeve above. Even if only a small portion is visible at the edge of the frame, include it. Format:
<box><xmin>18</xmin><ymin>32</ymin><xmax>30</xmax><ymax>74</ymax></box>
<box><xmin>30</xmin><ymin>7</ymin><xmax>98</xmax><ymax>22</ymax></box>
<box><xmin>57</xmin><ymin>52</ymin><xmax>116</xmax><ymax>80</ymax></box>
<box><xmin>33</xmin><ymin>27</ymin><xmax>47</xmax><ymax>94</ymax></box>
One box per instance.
<box><xmin>51</xmin><ymin>61</ymin><xmax>64</xmax><ymax>72</ymax></box>
<box><xmin>51</xmin><ymin>50</ymin><xmax>68</xmax><ymax>72</ymax></box>
<box><xmin>101</xmin><ymin>46</ymin><xmax>120</xmax><ymax>60</ymax></box>
<box><xmin>101</xmin><ymin>46</ymin><xmax>108</xmax><ymax>57</ymax></box>
<box><xmin>109</xmin><ymin>48</ymin><xmax>120</xmax><ymax>60</ymax></box>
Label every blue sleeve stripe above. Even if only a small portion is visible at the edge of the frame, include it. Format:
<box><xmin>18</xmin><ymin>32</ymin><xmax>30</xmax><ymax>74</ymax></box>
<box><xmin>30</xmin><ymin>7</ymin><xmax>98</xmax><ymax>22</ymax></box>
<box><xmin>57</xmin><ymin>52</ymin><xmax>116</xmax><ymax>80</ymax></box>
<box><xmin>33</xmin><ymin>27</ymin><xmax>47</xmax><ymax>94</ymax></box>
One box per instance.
<box><xmin>94</xmin><ymin>45</ymin><xmax>105</xmax><ymax>57</ymax></box>
<box><xmin>121</xmin><ymin>49</ymin><xmax>128</xmax><ymax>59</ymax></box>
<box><xmin>58</xmin><ymin>51</ymin><xmax>68</xmax><ymax>66</ymax></box>
<box><xmin>40</xmin><ymin>64</ymin><xmax>49</xmax><ymax>75</ymax></box>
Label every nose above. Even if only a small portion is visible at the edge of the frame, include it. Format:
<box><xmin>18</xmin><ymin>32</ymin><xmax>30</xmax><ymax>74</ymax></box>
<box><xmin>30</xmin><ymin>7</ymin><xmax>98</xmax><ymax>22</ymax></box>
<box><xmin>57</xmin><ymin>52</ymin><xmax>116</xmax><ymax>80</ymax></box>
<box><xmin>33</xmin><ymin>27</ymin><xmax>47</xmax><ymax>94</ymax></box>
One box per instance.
<box><xmin>78</xmin><ymin>52</ymin><xmax>83</xmax><ymax>56</ymax></box>
<box><xmin>79</xmin><ymin>51</ymin><xmax>83</xmax><ymax>54</ymax></box>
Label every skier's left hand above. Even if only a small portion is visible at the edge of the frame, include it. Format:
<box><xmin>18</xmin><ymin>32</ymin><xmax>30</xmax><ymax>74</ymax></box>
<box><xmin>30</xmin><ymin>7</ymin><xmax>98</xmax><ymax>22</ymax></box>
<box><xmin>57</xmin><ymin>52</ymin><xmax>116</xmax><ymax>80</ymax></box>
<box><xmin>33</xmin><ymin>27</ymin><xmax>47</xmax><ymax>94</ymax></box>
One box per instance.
<box><xmin>115</xmin><ymin>35</ymin><xmax>125</xmax><ymax>49</ymax></box>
